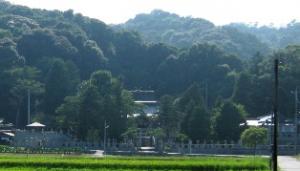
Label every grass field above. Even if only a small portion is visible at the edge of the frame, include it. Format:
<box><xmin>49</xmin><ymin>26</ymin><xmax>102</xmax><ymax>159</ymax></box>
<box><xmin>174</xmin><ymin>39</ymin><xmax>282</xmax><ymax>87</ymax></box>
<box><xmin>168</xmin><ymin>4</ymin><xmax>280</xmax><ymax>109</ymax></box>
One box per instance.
<box><xmin>0</xmin><ymin>154</ymin><xmax>270</xmax><ymax>171</ymax></box>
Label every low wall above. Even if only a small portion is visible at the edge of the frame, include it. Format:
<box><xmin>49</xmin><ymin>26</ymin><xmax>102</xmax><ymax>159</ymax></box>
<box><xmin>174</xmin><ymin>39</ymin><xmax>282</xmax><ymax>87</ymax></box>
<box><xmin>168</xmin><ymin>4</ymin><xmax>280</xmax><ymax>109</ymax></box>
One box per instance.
<box><xmin>12</xmin><ymin>132</ymin><xmax>300</xmax><ymax>155</ymax></box>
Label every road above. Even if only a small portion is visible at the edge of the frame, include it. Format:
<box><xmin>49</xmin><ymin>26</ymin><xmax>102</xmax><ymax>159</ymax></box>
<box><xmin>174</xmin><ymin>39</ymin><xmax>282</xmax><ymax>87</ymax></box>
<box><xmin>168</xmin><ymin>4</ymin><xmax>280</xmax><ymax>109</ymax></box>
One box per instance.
<box><xmin>278</xmin><ymin>156</ymin><xmax>300</xmax><ymax>171</ymax></box>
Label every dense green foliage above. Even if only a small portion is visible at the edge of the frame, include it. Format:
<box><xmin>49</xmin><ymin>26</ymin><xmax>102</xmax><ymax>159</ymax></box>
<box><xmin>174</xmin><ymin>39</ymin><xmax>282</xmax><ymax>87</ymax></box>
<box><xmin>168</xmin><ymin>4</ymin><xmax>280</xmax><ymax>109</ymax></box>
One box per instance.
<box><xmin>0</xmin><ymin>0</ymin><xmax>300</xmax><ymax>142</ymax></box>
<box><xmin>213</xmin><ymin>101</ymin><xmax>247</xmax><ymax>142</ymax></box>
<box><xmin>0</xmin><ymin>155</ymin><xmax>270</xmax><ymax>171</ymax></box>
<box><xmin>240</xmin><ymin>127</ymin><xmax>268</xmax><ymax>147</ymax></box>
<box><xmin>158</xmin><ymin>95</ymin><xmax>180</xmax><ymax>140</ymax></box>
<box><xmin>118</xmin><ymin>10</ymin><xmax>270</xmax><ymax>59</ymax></box>
<box><xmin>176</xmin><ymin>84</ymin><xmax>211</xmax><ymax>142</ymax></box>
<box><xmin>56</xmin><ymin>70</ymin><xmax>133</xmax><ymax>140</ymax></box>
<box><xmin>120</xmin><ymin>10</ymin><xmax>300</xmax><ymax>59</ymax></box>
<box><xmin>229</xmin><ymin>21</ymin><xmax>300</xmax><ymax>49</ymax></box>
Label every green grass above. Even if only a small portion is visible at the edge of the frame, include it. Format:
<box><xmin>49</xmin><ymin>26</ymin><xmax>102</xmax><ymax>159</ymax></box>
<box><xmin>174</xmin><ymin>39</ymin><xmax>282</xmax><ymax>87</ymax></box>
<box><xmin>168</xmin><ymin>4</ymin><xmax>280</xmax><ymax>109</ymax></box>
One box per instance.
<box><xmin>0</xmin><ymin>154</ymin><xmax>270</xmax><ymax>171</ymax></box>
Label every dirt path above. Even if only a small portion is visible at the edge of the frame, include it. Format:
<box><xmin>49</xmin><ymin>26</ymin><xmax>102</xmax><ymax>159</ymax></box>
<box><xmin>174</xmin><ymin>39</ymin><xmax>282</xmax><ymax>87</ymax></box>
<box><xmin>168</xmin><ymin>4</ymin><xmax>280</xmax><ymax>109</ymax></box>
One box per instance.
<box><xmin>278</xmin><ymin>156</ymin><xmax>300</xmax><ymax>171</ymax></box>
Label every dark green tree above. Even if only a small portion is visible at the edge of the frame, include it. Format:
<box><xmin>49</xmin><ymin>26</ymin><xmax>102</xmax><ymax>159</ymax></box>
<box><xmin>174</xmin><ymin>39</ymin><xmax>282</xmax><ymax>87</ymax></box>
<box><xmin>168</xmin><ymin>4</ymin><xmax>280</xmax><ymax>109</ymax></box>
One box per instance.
<box><xmin>213</xmin><ymin>101</ymin><xmax>247</xmax><ymax>142</ymax></box>
<box><xmin>240</xmin><ymin>127</ymin><xmax>268</xmax><ymax>147</ymax></box>
<box><xmin>55</xmin><ymin>95</ymin><xmax>80</xmax><ymax>134</ymax></box>
<box><xmin>159</xmin><ymin>95</ymin><xmax>180</xmax><ymax>140</ymax></box>
<box><xmin>8</xmin><ymin>66</ymin><xmax>44</xmax><ymax>127</ymax></box>
<box><xmin>44</xmin><ymin>59</ymin><xmax>79</xmax><ymax>124</ymax></box>
<box><xmin>233</xmin><ymin>72</ymin><xmax>256</xmax><ymax>116</ymax></box>
<box><xmin>187</xmin><ymin>104</ymin><xmax>211</xmax><ymax>142</ymax></box>
<box><xmin>56</xmin><ymin>70</ymin><xmax>134</xmax><ymax>141</ymax></box>
<box><xmin>175</xmin><ymin>84</ymin><xmax>212</xmax><ymax>141</ymax></box>
<box><xmin>78</xmin><ymin>83</ymin><xmax>102</xmax><ymax>141</ymax></box>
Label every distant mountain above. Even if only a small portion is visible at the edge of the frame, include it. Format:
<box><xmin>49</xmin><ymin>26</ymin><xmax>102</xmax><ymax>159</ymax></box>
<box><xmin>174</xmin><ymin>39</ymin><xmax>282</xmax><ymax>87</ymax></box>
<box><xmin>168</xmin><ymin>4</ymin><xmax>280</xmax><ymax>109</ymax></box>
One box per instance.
<box><xmin>117</xmin><ymin>10</ymin><xmax>271</xmax><ymax>59</ymax></box>
<box><xmin>228</xmin><ymin>21</ymin><xmax>300</xmax><ymax>49</ymax></box>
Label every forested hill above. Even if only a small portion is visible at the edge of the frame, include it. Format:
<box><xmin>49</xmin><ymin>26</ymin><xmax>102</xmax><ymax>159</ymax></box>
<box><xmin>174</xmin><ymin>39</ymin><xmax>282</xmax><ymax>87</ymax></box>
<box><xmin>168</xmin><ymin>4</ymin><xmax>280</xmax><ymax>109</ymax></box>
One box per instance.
<box><xmin>1</xmin><ymin>0</ymin><xmax>300</xmax><ymax>141</ymax></box>
<box><xmin>0</xmin><ymin>0</ymin><xmax>243</xmax><ymax>127</ymax></box>
<box><xmin>117</xmin><ymin>10</ymin><xmax>270</xmax><ymax>59</ymax></box>
<box><xmin>228</xmin><ymin>21</ymin><xmax>300</xmax><ymax>49</ymax></box>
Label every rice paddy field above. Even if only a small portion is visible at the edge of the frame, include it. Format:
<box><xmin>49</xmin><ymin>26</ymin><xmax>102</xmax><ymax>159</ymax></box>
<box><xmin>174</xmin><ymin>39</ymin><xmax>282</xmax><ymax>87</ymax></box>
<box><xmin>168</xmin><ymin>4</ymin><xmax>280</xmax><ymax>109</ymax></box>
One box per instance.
<box><xmin>0</xmin><ymin>154</ymin><xmax>270</xmax><ymax>171</ymax></box>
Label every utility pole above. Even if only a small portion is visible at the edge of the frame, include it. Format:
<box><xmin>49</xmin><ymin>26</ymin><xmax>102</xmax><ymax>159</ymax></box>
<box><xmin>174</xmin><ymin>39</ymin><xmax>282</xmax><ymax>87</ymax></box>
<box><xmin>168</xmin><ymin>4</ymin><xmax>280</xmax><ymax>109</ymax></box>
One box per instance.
<box><xmin>27</xmin><ymin>89</ymin><xmax>31</xmax><ymax>125</ymax></box>
<box><xmin>294</xmin><ymin>87</ymin><xmax>299</xmax><ymax>155</ymax></box>
<box><xmin>103</xmin><ymin>120</ymin><xmax>109</xmax><ymax>155</ymax></box>
<box><xmin>272</xmin><ymin>59</ymin><xmax>279</xmax><ymax>171</ymax></box>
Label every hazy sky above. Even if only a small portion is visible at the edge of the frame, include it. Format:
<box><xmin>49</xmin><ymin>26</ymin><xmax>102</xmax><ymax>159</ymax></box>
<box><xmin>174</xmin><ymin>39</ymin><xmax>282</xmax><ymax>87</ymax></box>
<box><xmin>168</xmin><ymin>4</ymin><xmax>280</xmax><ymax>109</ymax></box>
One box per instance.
<box><xmin>7</xmin><ymin>0</ymin><xmax>300</xmax><ymax>26</ymax></box>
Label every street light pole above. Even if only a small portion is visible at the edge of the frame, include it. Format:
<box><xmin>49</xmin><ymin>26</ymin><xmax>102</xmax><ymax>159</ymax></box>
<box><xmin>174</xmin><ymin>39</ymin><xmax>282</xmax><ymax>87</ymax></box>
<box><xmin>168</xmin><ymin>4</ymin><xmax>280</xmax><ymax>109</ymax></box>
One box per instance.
<box><xmin>27</xmin><ymin>89</ymin><xmax>31</xmax><ymax>125</ymax></box>
<box><xmin>103</xmin><ymin>120</ymin><xmax>109</xmax><ymax>155</ymax></box>
<box><xmin>294</xmin><ymin>87</ymin><xmax>298</xmax><ymax>155</ymax></box>
<box><xmin>272</xmin><ymin>59</ymin><xmax>279</xmax><ymax>171</ymax></box>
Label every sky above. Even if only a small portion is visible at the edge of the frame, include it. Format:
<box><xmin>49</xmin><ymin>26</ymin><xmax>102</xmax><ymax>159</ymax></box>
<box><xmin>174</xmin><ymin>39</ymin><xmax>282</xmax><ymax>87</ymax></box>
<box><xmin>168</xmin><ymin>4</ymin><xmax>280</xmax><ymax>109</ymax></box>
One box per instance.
<box><xmin>6</xmin><ymin>0</ymin><xmax>300</xmax><ymax>26</ymax></box>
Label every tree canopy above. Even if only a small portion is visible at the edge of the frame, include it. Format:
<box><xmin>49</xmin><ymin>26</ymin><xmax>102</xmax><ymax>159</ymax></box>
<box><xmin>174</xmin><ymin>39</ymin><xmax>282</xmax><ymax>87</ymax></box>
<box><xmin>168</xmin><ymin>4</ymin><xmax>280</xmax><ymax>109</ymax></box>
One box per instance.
<box><xmin>0</xmin><ymin>1</ymin><xmax>300</xmax><ymax>142</ymax></box>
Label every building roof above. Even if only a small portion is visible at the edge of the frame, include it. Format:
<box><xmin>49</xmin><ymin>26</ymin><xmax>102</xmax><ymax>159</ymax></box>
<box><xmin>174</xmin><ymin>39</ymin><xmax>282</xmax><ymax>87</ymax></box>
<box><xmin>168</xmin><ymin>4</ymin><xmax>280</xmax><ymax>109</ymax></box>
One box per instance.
<box><xmin>2</xmin><ymin>132</ymin><xmax>14</xmax><ymax>137</ymax></box>
<box><xmin>258</xmin><ymin>115</ymin><xmax>272</xmax><ymax>123</ymax></box>
<box><xmin>26</xmin><ymin>122</ymin><xmax>45</xmax><ymax>127</ymax></box>
<box><xmin>130</xmin><ymin>90</ymin><xmax>155</xmax><ymax>93</ymax></box>
<box><xmin>0</xmin><ymin>118</ymin><xmax>14</xmax><ymax>128</ymax></box>
<box><xmin>246</xmin><ymin>120</ymin><xmax>261</xmax><ymax>126</ymax></box>
<box><xmin>134</xmin><ymin>101</ymin><xmax>157</xmax><ymax>104</ymax></box>
<box><xmin>128</xmin><ymin>113</ymin><xmax>158</xmax><ymax>118</ymax></box>
<box><xmin>245</xmin><ymin>114</ymin><xmax>273</xmax><ymax>127</ymax></box>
